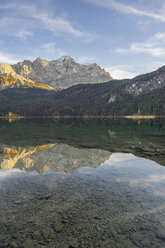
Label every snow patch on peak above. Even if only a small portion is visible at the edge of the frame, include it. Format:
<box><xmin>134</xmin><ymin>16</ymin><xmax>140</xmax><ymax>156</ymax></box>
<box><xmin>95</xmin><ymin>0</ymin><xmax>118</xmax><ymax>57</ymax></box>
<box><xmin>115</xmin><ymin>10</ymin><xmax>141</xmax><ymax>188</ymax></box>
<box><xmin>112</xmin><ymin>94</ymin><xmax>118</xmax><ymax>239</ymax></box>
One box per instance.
<box><xmin>56</xmin><ymin>56</ymin><xmax>75</xmax><ymax>64</ymax></box>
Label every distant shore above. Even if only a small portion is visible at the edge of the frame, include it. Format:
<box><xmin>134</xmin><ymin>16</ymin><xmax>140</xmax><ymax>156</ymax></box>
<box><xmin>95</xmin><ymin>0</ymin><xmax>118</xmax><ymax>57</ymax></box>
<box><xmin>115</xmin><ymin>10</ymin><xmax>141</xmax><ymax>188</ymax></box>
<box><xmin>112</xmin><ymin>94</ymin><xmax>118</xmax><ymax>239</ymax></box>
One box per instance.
<box><xmin>0</xmin><ymin>116</ymin><xmax>24</xmax><ymax>119</ymax></box>
<box><xmin>124</xmin><ymin>115</ymin><xmax>156</xmax><ymax>119</ymax></box>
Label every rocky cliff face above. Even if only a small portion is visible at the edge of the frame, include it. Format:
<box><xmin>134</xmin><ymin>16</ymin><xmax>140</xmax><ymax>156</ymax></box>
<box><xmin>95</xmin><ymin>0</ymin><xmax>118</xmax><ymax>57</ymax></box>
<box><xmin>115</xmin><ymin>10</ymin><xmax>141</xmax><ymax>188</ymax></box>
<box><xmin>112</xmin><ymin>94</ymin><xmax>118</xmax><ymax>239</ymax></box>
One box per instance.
<box><xmin>0</xmin><ymin>64</ymin><xmax>52</xmax><ymax>90</ymax></box>
<box><xmin>12</xmin><ymin>56</ymin><xmax>112</xmax><ymax>89</ymax></box>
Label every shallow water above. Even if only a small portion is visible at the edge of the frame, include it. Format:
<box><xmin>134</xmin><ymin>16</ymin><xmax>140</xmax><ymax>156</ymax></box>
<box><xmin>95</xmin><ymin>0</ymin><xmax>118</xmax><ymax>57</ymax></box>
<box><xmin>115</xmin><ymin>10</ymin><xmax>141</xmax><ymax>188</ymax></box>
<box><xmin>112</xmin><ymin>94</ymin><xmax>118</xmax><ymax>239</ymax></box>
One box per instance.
<box><xmin>0</xmin><ymin>118</ymin><xmax>165</xmax><ymax>247</ymax></box>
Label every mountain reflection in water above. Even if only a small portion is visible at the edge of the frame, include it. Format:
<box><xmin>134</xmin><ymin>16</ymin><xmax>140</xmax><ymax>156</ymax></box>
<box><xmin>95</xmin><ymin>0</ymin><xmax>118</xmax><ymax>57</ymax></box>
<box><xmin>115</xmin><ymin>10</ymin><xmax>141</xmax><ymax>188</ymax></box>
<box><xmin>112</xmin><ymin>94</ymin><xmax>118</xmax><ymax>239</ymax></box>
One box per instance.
<box><xmin>0</xmin><ymin>117</ymin><xmax>165</xmax><ymax>169</ymax></box>
<box><xmin>0</xmin><ymin>118</ymin><xmax>165</xmax><ymax>247</ymax></box>
<box><xmin>0</xmin><ymin>143</ymin><xmax>110</xmax><ymax>173</ymax></box>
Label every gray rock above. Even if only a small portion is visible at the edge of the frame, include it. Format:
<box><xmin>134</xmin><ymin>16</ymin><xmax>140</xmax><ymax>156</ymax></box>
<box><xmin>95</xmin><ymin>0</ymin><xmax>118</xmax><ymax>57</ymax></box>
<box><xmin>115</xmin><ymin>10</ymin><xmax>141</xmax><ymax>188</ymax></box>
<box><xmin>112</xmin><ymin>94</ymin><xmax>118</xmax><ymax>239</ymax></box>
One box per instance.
<box><xmin>22</xmin><ymin>239</ymin><xmax>35</xmax><ymax>248</ymax></box>
<box><xmin>68</xmin><ymin>238</ymin><xmax>79</xmax><ymax>248</ymax></box>
<box><xmin>7</xmin><ymin>241</ymin><xmax>18</xmax><ymax>248</ymax></box>
<box><xmin>32</xmin><ymin>231</ymin><xmax>42</xmax><ymax>240</ymax></box>
<box><xmin>156</xmin><ymin>228</ymin><xmax>165</xmax><ymax>240</ymax></box>
<box><xmin>12</xmin><ymin>56</ymin><xmax>112</xmax><ymax>89</ymax></box>
<box><xmin>41</xmin><ymin>227</ymin><xmax>51</xmax><ymax>240</ymax></box>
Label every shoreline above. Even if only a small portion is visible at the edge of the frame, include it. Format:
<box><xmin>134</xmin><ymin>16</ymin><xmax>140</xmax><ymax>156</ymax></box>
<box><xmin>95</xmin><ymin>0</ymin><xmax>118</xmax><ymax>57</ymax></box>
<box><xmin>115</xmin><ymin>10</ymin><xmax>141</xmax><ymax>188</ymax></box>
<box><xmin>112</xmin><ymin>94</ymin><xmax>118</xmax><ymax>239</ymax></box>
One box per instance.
<box><xmin>124</xmin><ymin>115</ymin><xmax>157</xmax><ymax>119</ymax></box>
<box><xmin>0</xmin><ymin>115</ymin><xmax>164</xmax><ymax>120</ymax></box>
<box><xmin>0</xmin><ymin>116</ymin><xmax>24</xmax><ymax>119</ymax></box>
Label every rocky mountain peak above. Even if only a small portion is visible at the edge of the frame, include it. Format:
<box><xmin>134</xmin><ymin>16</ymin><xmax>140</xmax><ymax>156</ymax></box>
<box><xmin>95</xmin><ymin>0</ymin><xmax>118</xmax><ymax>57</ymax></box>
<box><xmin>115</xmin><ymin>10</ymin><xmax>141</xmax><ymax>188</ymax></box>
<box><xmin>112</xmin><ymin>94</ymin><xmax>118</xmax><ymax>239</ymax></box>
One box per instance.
<box><xmin>22</xmin><ymin>60</ymin><xmax>32</xmax><ymax>65</ymax></box>
<box><xmin>0</xmin><ymin>64</ymin><xmax>16</xmax><ymax>77</ymax></box>
<box><xmin>33</xmin><ymin>58</ymin><xmax>48</xmax><ymax>67</ymax></box>
<box><xmin>56</xmin><ymin>56</ymin><xmax>75</xmax><ymax>64</ymax></box>
<box><xmin>12</xmin><ymin>56</ymin><xmax>112</xmax><ymax>89</ymax></box>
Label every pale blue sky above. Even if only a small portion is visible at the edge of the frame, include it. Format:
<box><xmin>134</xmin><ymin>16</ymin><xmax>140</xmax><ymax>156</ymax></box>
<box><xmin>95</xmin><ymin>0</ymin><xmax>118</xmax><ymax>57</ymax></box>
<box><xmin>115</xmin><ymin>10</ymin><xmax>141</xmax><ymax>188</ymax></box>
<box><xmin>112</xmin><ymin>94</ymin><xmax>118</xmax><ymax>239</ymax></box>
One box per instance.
<box><xmin>0</xmin><ymin>0</ymin><xmax>165</xmax><ymax>78</ymax></box>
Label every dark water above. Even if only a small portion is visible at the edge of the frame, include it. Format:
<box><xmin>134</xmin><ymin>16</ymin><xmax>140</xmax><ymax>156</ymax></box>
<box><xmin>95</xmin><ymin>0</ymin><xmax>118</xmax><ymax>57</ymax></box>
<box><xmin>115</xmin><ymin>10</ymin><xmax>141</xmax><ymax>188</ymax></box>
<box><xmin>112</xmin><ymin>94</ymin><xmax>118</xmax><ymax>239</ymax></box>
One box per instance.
<box><xmin>0</xmin><ymin>118</ymin><xmax>165</xmax><ymax>247</ymax></box>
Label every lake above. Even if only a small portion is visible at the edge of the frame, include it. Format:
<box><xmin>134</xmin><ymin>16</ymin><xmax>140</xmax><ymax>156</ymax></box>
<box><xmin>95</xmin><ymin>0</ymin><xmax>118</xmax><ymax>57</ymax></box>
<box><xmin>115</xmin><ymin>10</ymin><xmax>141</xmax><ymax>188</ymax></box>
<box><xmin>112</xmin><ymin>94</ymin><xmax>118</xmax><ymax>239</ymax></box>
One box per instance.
<box><xmin>0</xmin><ymin>118</ymin><xmax>165</xmax><ymax>247</ymax></box>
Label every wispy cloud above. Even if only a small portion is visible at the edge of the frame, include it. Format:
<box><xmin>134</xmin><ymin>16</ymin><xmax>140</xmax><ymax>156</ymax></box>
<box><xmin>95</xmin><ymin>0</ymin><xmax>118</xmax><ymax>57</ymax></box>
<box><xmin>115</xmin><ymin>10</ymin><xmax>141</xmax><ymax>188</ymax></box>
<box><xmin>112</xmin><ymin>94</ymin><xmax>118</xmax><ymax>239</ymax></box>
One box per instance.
<box><xmin>42</xmin><ymin>42</ymin><xmax>65</xmax><ymax>57</ymax></box>
<box><xmin>78</xmin><ymin>56</ymin><xmax>96</xmax><ymax>64</ymax></box>
<box><xmin>117</xmin><ymin>32</ymin><xmax>165</xmax><ymax>57</ymax></box>
<box><xmin>0</xmin><ymin>16</ymin><xmax>35</xmax><ymax>40</ymax></box>
<box><xmin>106</xmin><ymin>65</ymin><xmax>136</xmax><ymax>79</ymax></box>
<box><xmin>0</xmin><ymin>52</ymin><xmax>21</xmax><ymax>64</ymax></box>
<box><xmin>86</xmin><ymin>0</ymin><xmax>165</xmax><ymax>22</ymax></box>
<box><xmin>105</xmin><ymin>60</ymin><xmax>164</xmax><ymax>79</ymax></box>
<box><xmin>36</xmin><ymin>14</ymin><xmax>83</xmax><ymax>37</ymax></box>
<box><xmin>0</xmin><ymin>3</ymin><xmax>92</xmax><ymax>39</ymax></box>
<box><xmin>15</xmin><ymin>31</ymin><xmax>33</xmax><ymax>40</ymax></box>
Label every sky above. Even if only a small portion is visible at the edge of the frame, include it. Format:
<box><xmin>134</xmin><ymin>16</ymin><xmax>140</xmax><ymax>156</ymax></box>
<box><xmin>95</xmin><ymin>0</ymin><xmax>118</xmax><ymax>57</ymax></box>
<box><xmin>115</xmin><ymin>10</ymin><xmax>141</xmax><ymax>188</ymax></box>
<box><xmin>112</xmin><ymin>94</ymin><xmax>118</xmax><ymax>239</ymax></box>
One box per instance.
<box><xmin>0</xmin><ymin>0</ymin><xmax>165</xmax><ymax>79</ymax></box>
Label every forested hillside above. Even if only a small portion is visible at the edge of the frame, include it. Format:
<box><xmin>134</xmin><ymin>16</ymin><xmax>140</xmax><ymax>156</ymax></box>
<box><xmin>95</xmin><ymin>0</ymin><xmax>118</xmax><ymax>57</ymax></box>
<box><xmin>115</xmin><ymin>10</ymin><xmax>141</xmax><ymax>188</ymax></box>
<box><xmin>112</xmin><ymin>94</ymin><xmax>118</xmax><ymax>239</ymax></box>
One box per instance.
<box><xmin>0</xmin><ymin>77</ymin><xmax>164</xmax><ymax>116</ymax></box>
<box><xmin>0</xmin><ymin>64</ymin><xmax>165</xmax><ymax>116</ymax></box>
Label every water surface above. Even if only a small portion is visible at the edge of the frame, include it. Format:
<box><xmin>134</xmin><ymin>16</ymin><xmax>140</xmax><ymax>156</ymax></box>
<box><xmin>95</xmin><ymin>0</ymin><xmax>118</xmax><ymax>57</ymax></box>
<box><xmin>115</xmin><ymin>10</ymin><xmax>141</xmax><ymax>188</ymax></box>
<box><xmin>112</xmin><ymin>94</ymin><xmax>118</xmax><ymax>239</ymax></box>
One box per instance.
<box><xmin>0</xmin><ymin>118</ymin><xmax>165</xmax><ymax>247</ymax></box>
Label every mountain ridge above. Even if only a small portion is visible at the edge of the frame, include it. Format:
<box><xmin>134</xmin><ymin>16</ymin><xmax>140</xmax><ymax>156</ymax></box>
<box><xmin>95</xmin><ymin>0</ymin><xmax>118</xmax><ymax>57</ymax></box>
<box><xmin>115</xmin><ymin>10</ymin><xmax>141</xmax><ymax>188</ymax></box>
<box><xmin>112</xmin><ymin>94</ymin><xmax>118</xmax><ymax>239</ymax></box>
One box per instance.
<box><xmin>11</xmin><ymin>56</ymin><xmax>112</xmax><ymax>89</ymax></box>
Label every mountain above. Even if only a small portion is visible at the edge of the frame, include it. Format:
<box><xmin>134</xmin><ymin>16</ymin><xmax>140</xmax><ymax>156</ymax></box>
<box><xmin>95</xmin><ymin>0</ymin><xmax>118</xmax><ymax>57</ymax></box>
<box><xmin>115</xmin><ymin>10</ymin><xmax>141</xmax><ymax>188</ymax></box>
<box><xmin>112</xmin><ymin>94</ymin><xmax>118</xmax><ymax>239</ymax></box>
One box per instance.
<box><xmin>12</xmin><ymin>56</ymin><xmax>112</xmax><ymax>89</ymax></box>
<box><xmin>0</xmin><ymin>64</ymin><xmax>53</xmax><ymax>90</ymax></box>
<box><xmin>0</xmin><ymin>64</ymin><xmax>164</xmax><ymax>116</ymax></box>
